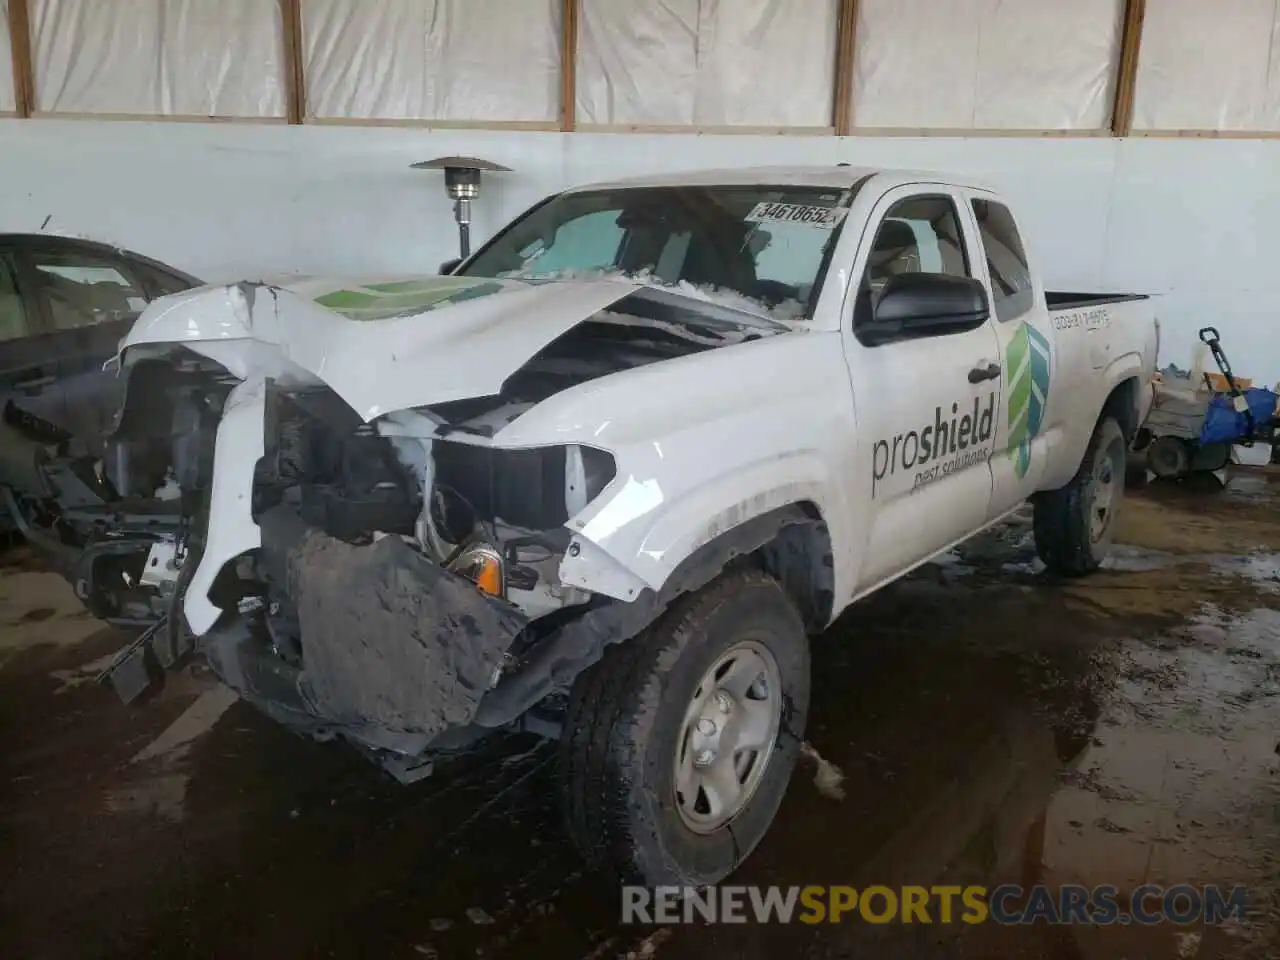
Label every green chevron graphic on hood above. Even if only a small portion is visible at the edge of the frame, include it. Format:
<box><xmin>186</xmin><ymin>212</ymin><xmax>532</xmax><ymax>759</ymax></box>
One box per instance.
<box><xmin>312</xmin><ymin>277</ymin><xmax>506</xmax><ymax>321</ymax></box>
<box><xmin>1005</xmin><ymin>321</ymin><xmax>1052</xmax><ymax>478</ymax></box>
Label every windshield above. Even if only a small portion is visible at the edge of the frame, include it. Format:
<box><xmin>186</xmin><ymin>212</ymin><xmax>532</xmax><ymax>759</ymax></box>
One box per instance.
<box><xmin>458</xmin><ymin>185</ymin><xmax>852</xmax><ymax>321</ymax></box>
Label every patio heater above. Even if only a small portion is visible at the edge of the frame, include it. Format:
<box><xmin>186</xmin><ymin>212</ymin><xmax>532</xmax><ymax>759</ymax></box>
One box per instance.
<box><xmin>411</xmin><ymin>156</ymin><xmax>511</xmax><ymax>263</ymax></box>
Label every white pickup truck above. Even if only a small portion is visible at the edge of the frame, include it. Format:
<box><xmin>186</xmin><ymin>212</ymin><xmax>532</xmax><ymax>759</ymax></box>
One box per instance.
<box><xmin>108</xmin><ymin>166</ymin><xmax>1157</xmax><ymax>885</ymax></box>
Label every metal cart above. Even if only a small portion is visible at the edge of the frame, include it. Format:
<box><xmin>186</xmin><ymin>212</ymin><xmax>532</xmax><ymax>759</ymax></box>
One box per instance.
<box><xmin>1139</xmin><ymin>327</ymin><xmax>1278</xmax><ymax>480</ymax></box>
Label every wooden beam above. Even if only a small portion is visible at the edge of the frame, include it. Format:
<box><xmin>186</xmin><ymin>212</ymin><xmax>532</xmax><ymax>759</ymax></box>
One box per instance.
<box><xmin>1110</xmin><ymin>0</ymin><xmax>1146</xmax><ymax>136</ymax></box>
<box><xmin>577</xmin><ymin>123</ymin><xmax>835</xmax><ymax>136</ymax></box>
<box><xmin>560</xmin><ymin>0</ymin><xmax>579</xmax><ymax>131</ymax></box>
<box><xmin>832</xmin><ymin>0</ymin><xmax>858</xmax><ymax>136</ymax></box>
<box><xmin>7</xmin><ymin>0</ymin><xmax>34</xmax><ymax>118</ymax></box>
<box><xmin>280</xmin><ymin>0</ymin><xmax>306</xmax><ymax>124</ymax></box>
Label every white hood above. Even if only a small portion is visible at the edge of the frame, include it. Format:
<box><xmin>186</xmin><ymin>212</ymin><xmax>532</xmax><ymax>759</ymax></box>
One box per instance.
<box><xmin>119</xmin><ymin>276</ymin><xmax>643</xmax><ymax>421</ymax></box>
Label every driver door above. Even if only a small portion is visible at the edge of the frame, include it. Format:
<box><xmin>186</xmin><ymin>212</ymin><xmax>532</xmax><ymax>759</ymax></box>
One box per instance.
<box><xmin>842</xmin><ymin>185</ymin><xmax>1002</xmax><ymax>591</ymax></box>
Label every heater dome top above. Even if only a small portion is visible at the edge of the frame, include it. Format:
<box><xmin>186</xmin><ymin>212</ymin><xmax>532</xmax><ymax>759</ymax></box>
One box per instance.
<box><xmin>411</xmin><ymin>156</ymin><xmax>511</xmax><ymax>173</ymax></box>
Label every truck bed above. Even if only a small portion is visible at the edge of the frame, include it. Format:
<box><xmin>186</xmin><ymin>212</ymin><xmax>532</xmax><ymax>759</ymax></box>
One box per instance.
<box><xmin>1045</xmin><ymin>292</ymin><xmax>1149</xmax><ymax>311</ymax></box>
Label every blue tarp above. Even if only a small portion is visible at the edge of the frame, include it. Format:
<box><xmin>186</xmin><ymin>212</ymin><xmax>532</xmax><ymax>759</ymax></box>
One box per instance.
<box><xmin>1198</xmin><ymin>387</ymin><xmax>1279</xmax><ymax>445</ymax></box>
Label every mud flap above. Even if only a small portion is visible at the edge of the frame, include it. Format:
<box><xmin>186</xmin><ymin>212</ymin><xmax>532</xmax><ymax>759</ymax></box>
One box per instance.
<box><xmin>241</xmin><ymin>506</ymin><xmax>529</xmax><ymax>745</ymax></box>
<box><xmin>95</xmin><ymin>618</ymin><xmax>167</xmax><ymax>704</ymax></box>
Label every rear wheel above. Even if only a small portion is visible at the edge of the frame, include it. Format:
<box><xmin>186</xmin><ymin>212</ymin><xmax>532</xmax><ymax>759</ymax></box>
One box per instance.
<box><xmin>1034</xmin><ymin>416</ymin><xmax>1127</xmax><ymax>576</ymax></box>
<box><xmin>558</xmin><ymin>570</ymin><xmax>809</xmax><ymax>886</ymax></box>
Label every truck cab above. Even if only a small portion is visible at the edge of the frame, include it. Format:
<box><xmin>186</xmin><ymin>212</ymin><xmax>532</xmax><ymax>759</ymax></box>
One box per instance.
<box><xmin>829</xmin><ymin>172</ymin><xmax>1156</xmax><ymax>590</ymax></box>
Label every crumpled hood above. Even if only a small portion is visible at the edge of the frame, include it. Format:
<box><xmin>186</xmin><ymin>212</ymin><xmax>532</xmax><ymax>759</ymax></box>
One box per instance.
<box><xmin>119</xmin><ymin>276</ymin><xmax>643</xmax><ymax>421</ymax></box>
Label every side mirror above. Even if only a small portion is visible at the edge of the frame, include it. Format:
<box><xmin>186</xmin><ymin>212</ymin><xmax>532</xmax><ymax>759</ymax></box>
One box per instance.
<box><xmin>863</xmin><ymin>273</ymin><xmax>990</xmax><ymax>345</ymax></box>
<box><xmin>439</xmin><ymin>257</ymin><xmax>463</xmax><ymax>275</ymax></box>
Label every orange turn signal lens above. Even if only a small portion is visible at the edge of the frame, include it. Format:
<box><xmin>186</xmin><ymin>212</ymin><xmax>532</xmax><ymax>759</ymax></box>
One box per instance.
<box><xmin>451</xmin><ymin>543</ymin><xmax>504</xmax><ymax>599</ymax></box>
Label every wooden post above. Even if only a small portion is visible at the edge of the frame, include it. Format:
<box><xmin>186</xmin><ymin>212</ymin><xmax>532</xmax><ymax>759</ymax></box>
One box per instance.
<box><xmin>280</xmin><ymin>0</ymin><xmax>306</xmax><ymax>124</ymax></box>
<box><xmin>7</xmin><ymin>0</ymin><xmax>34</xmax><ymax>117</ymax></box>
<box><xmin>1110</xmin><ymin>0</ymin><xmax>1146</xmax><ymax>137</ymax></box>
<box><xmin>561</xmin><ymin>0</ymin><xmax>579</xmax><ymax>131</ymax></box>
<box><xmin>832</xmin><ymin>0</ymin><xmax>858</xmax><ymax>136</ymax></box>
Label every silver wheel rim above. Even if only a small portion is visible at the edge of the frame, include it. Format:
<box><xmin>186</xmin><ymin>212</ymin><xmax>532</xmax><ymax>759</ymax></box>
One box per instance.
<box><xmin>673</xmin><ymin>640</ymin><xmax>782</xmax><ymax>834</ymax></box>
<box><xmin>1090</xmin><ymin>436</ymin><xmax>1126</xmax><ymax>543</ymax></box>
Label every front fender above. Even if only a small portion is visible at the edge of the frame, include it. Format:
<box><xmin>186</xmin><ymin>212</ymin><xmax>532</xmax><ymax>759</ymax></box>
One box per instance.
<box><xmin>558</xmin><ymin>452</ymin><xmax>843</xmax><ymax>602</ymax></box>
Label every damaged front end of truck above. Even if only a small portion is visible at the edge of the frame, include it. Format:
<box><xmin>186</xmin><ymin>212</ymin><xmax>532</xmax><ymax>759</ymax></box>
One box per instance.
<box><xmin>104</xmin><ymin>275</ymin><xmax>803</xmax><ymax>780</ymax></box>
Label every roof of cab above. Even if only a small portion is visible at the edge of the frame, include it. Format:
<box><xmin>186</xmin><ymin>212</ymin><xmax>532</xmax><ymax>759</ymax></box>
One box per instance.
<box><xmin>565</xmin><ymin>165</ymin><xmax>994</xmax><ymax>193</ymax></box>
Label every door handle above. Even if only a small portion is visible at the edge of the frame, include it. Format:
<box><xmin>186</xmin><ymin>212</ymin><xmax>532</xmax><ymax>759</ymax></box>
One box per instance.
<box><xmin>967</xmin><ymin>363</ymin><xmax>1001</xmax><ymax>384</ymax></box>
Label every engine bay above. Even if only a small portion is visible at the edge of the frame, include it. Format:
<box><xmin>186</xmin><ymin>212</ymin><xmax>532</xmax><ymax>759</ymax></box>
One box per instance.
<box><xmin>8</xmin><ymin>288</ymin><xmax>782</xmax><ymax>698</ymax></box>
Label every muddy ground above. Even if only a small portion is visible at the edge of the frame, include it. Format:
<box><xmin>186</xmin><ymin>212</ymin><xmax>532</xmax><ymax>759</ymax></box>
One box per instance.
<box><xmin>2</xmin><ymin>469</ymin><xmax>1279</xmax><ymax>959</ymax></box>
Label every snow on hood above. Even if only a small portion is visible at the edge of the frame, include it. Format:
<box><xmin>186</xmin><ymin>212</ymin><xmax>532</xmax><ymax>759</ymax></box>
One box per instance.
<box><xmin>120</xmin><ymin>276</ymin><xmax>646</xmax><ymax>421</ymax></box>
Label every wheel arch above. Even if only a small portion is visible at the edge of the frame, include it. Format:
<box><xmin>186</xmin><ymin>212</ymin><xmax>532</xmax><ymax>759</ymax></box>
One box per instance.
<box><xmin>1099</xmin><ymin>374</ymin><xmax>1142</xmax><ymax>443</ymax></box>
<box><xmin>474</xmin><ymin>502</ymin><xmax>832</xmax><ymax>729</ymax></box>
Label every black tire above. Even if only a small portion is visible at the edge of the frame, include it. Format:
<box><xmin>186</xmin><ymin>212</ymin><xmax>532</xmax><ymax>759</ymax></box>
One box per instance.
<box><xmin>558</xmin><ymin>569</ymin><xmax>810</xmax><ymax>886</ymax></box>
<box><xmin>1147</xmin><ymin>435</ymin><xmax>1191</xmax><ymax>479</ymax></box>
<box><xmin>1033</xmin><ymin>416</ymin><xmax>1127</xmax><ymax>577</ymax></box>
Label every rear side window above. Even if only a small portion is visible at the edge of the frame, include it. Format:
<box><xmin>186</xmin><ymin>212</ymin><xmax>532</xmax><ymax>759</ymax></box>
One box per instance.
<box><xmin>972</xmin><ymin>199</ymin><xmax>1033</xmax><ymax>323</ymax></box>
<box><xmin>29</xmin><ymin>250</ymin><xmax>149</xmax><ymax>330</ymax></box>
<box><xmin>0</xmin><ymin>254</ymin><xmax>32</xmax><ymax>342</ymax></box>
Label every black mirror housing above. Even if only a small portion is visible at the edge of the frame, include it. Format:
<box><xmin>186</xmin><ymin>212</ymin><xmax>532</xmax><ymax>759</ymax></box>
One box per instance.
<box><xmin>439</xmin><ymin>257</ymin><xmax>463</xmax><ymax>275</ymax></box>
<box><xmin>865</xmin><ymin>273</ymin><xmax>990</xmax><ymax>345</ymax></box>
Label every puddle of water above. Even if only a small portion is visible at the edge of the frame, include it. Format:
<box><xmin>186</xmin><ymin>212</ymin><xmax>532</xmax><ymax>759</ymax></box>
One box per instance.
<box><xmin>49</xmin><ymin>649</ymin><xmax>121</xmax><ymax>694</ymax></box>
<box><xmin>1234</xmin><ymin>553</ymin><xmax>1280</xmax><ymax>594</ymax></box>
<box><xmin>1223</xmin><ymin>466</ymin><xmax>1280</xmax><ymax>504</ymax></box>
<box><xmin>104</xmin><ymin>773</ymin><xmax>189</xmax><ymax>823</ymax></box>
<box><xmin>0</xmin><ymin>571</ymin><xmax>102</xmax><ymax>658</ymax></box>
<box><xmin>931</xmin><ymin>548</ymin><xmax>976</xmax><ymax>579</ymax></box>
<box><xmin>1034</xmin><ymin>606</ymin><xmax>1280</xmax><ymax>907</ymax></box>
<box><xmin>1001</xmin><ymin>557</ymin><xmax>1046</xmax><ymax>575</ymax></box>
<box><xmin>132</xmin><ymin>684</ymin><xmax>240</xmax><ymax>765</ymax></box>
<box><xmin>1100</xmin><ymin>544</ymin><xmax>1177</xmax><ymax>572</ymax></box>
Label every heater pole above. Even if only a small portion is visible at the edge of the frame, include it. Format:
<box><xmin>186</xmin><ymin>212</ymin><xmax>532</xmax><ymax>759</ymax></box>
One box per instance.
<box><xmin>455</xmin><ymin>198</ymin><xmax>473</xmax><ymax>259</ymax></box>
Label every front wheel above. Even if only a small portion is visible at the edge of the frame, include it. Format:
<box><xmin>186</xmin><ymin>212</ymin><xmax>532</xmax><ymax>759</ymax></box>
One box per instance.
<box><xmin>1033</xmin><ymin>416</ymin><xmax>1127</xmax><ymax>576</ymax></box>
<box><xmin>558</xmin><ymin>570</ymin><xmax>810</xmax><ymax>886</ymax></box>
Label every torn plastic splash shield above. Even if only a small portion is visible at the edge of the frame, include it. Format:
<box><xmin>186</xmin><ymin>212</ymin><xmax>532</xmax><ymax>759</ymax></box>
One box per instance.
<box><xmin>208</xmin><ymin>505</ymin><xmax>528</xmax><ymax>749</ymax></box>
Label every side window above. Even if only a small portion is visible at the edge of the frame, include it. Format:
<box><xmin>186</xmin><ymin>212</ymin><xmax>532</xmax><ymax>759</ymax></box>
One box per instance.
<box><xmin>972</xmin><ymin>199</ymin><xmax>1033</xmax><ymax>323</ymax></box>
<box><xmin>854</xmin><ymin>194</ymin><xmax>970</xmax><ymax>328</ymax></box>
<box><xmin>30</xmin><ymin>250</ymin><xmax>152</xmax><ymax>330</ymax></box>
<box><xmin>134</xmin><ymin>263</ymin><xmax>195</xmax><ymax>299</ymax></box>
<box><xmin>0</xmin><ymin>254</ymin><xmax>32</xmax><ymax>342</ymax></box>
<box><xmin>515</xmin><ymin>209</ymin><xmax>625</xmax><ymax>276</ymax></box>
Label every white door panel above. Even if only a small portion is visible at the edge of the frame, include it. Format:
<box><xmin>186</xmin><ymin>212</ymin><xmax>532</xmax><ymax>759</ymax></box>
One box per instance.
<box><xmin>841</xmin><ymin>183</ymin><xmax>1000</xmax><ymax>590</ymax></box>
<box><xmin>965</xmin><ymin>192</ymin><xmax>1059</xmax><ymax>516</ymax></box>
<box><xmin>852</xmin><ymin>334</ymin><xmax>1002</xmax><ymax>585</ymax></box>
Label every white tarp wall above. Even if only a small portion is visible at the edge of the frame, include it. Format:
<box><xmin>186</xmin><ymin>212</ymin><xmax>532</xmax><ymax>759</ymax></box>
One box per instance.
<box><xmin>31</xmin><ymin>0</ymin><xmax>286</xmax><ymax>117</ymax></box>
<box><xmin>0</xmin><ymin>1</ymin><xmax>15</xmax><ymax>113</ymax></box>
<box><xmin>303</xmin><ymin>0</ymin><xmax>561</xmax><ymax>123</ymax></box>
<box><xmin>1133</xmin><ymin>0</ymin><xmax>1280</xmax><ymax>132</ymax></box>
<box><xmin>851</xmin><ymin>0</ymin><xmax>1124</xmax><ymax>130</ymax></box>
<box><xmin>576</xmin><ymin>0</ymin><xmax>839</xmax><ymax>128</ymax></box>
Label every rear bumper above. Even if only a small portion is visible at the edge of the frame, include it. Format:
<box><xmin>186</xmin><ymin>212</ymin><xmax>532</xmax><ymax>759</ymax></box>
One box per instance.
<box><xmin>205</xmin><ymin>504</ymin><xmax>529</xmax><ymax>758</ymax></box>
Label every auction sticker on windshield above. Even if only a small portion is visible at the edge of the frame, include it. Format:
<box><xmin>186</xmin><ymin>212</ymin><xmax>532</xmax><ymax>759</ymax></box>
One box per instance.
<box><xmin>745</xmin><ymin>202</ymin><xmax>847</xmax><ymax>229</ymax></box>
